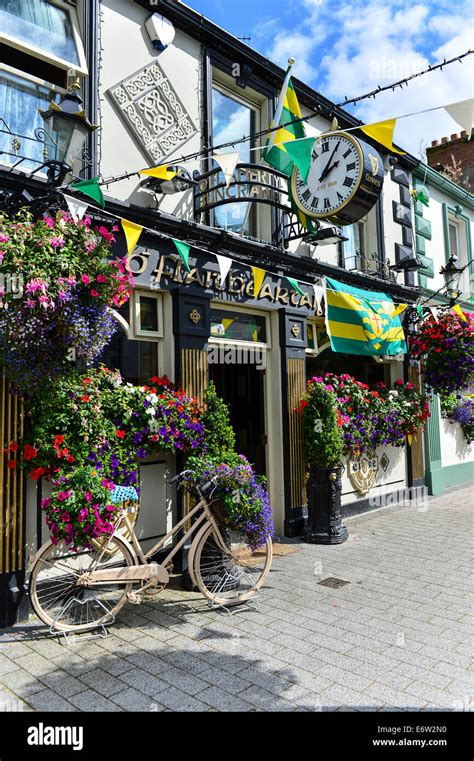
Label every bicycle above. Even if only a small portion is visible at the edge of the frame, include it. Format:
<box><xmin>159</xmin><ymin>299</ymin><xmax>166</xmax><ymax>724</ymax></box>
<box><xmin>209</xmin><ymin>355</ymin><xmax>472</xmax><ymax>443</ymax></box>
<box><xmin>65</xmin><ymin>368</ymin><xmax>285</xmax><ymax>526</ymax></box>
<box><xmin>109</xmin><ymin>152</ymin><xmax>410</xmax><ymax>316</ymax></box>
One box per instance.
<box><xmin>28</xmin><ymin>472</ymin><xmax>273</xmax><ymax>632</ymax></box>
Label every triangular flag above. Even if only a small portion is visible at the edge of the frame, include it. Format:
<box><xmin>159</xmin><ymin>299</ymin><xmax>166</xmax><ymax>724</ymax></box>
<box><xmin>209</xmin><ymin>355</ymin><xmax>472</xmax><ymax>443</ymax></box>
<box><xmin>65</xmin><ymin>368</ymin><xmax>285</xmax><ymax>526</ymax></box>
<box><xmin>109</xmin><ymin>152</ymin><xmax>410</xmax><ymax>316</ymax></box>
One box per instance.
<box><xmin>416</xmin><ymin>305</ymin><xmax>424</xmax><ymax>319</ymax></box>
<box><xmin>280</xmin><ymin>137</ymin><xmax>316</xmax><ymax>182</ymax></box>
<box><xmin>121</xmin><ymin>219</ymin><xmax>143</xmax><ymax>255</ymax></box>
<box><xmin>251</xmin><ymin>266</ymin><xmax>266</xmax><ymax>298</ymax></box>
<box><xmin>63</xmin><ymin>193</ymin><xmax>88</xmax><ymax>223</ymax></box>
<box><xmin>213</xmin><ymin>152</ymin><xmax>239</xmax><ymax>188</ymax></box>
<box><xmin>215</xmin><ymin>254</ymin><xmax>232</xmax><ymax>285</ymax></box>
<box><xmin>392</xmin><ymin>303</ymin><xmax>408</xmax><ymax>317</ymax></box>
<box><xmin>287</xmin><ymin>276</ymin><xmax>304</xmax><ymax>296</ymax></box>
<box><xmin>172</xmin><ymin>239</ymin><xmax>191</xmax><ymax>272</ymax></box>
<box><xmin>140</xmin><ymin>165</ymin><xmax>177</xmax><ymax>180</ymax></box>
<box><xmin>69</xmin><ymin>177</ymin><xmax>104</xmax><ymax>207</ymax></box>
<box><xmin>429</xmin><ymin>307</ymin><xmax>439</xmax><ymax>322</ymax></box>
<box><xmin>360</xmin><ymin>119</ymin><xmax>406</xmax><ymax>155</ymax></box>
<box><xmin>411</xmin><ymin>185</ymin><xmax>430</xmax><ymax>207</ymax></box>
<box><xmin>313</xmin><ymin>283</ymin><xmax>325</xmax><ymax>311</ymax></box>
<box><xmin>453</xmin><ymin>303</ymin><xmax>468</xmax><ymax>321</ymax></box>
<box><xmin>444</xmin><ymin>98</ymin><xmax>474</xmax><ymax>137</ymax></box>
<box><xmin>262</xmin><ymin>64</ymin><xmax>306</xmax><ymax>177</ymax></box>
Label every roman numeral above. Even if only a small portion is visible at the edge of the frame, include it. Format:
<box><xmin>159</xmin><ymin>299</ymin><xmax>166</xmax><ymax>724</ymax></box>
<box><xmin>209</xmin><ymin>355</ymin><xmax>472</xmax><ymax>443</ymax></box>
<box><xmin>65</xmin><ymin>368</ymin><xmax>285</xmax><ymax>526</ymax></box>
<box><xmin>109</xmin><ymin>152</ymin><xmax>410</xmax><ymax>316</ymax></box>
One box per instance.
<box><xmin>302</xmin><ymin>189</ymin><xmax>311</xmax><ymax>202</ymax></box>
<box><xmin>312</xmin><ymin>196</ymin><xmax>319</xmax><ymax>207</ymax></box>
<box><xmin>346</xmin><ymin>162</ymin><xmax>356</xmax><ymax>171</ymax></box>
<box><xmin>337</xmin><ymin>192</ymin><xmax>344</xmax><ymax>203</ymax></box>
<box><xmin>324</xmin><ymin>197</ymin><xmax>330</xmax><ymax>208</ymax></box>
<box><xmin>343</xmin><ymin>148</ymin><xmax>352</xmax><ymax>158</ymax></box>
<box><xmin>343</xmin><ymin>177</ymin><xmax>353</xmax><ymax>188</ymax></box>
<box><xmin>321</xmin><ymin>142</ymin><xmax>330</xmax><ymax>153</ymax></box>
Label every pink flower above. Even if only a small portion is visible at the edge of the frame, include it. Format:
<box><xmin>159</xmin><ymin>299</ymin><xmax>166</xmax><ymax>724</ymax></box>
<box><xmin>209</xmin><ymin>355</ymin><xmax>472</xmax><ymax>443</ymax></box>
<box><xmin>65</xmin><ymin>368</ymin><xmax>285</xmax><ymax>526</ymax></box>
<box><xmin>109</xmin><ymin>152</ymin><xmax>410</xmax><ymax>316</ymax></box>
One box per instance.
<box><xmin>50</xmin><ymin>237</ymin><xmax>65</xmax><ymax>248</ymax></box>
<box><xmin>84</xmin><ymin>492</ymin><xmax>93</xmax><ymax>502</ymax></box>
<box><xmin>96</xmin><ymin>275</ymin><xmax>107</xmax><ymax>283</ymax></box>
<box><xmin>43</xmin><ymin>217</ymin><xmax>54</xmax><ymax>228</ymax></box>
<box><xmin>98</xmin><ymin>226</ymin><xmax>115</xmax><ymax>243</ymax></box>
<box><xmin>78</xmin><ymin>508</ymin><xmax>89</xmax><ymax>521</ymax></box>
<box><xmin>0</xmin><ymin>251</ymin><xmax>4</xmax><ymax>262</ymax></box>
<box><xmin>81</xmin><ymin>274</ymin><xmax>90</xmax><ymax>285</ymax></box>
<box><xmin>40</xmin><ymin>498</ymin><xmax>51</xmax><ymax>509</ymax></box>
<box><xmin>90</xmin><ymin>289</ymin><xmax>99</xmax><ymax>297</ymax></box>
<box><xmin>56</xmin><ymin>490</ymin><xmax>72</xmax><ymax>502</ymax></box>
<box><xmin>0</xmin><ymin>234</ymin><xmax>9</xmax><ymax>242</ymax></box>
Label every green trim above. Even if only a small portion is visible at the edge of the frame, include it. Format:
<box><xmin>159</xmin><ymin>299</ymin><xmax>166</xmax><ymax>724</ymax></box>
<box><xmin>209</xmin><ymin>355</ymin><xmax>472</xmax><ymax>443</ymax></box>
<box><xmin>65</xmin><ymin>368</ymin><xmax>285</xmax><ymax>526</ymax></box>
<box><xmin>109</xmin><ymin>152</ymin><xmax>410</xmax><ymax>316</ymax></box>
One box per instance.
<box><xmin>417</xmin><ymin>254</ymin><xmax>434</xmax><ymax>278</ymax></box>
<box><xmin>415</xmin><ymin>234</ymin><xmax>426</xmax><ymax>255</ymax></box>
<box><xmin>413</xmin><ymin>163</ymin><xmax>474</xmax><ymax>209</ymax></box>
<box><xmin>415</xmin><ymin>215</ymin><xmax>432</xmax><ymax>239</ymax></box>
<box><xmin>419</xmin><ymin>274</ymin><xmax>427</xmax><ymax>288</ymax></box>
<box><xmin>425</xmin><ymin>460</ymin><xmax>474</xmax><ymax>495</ymax></box>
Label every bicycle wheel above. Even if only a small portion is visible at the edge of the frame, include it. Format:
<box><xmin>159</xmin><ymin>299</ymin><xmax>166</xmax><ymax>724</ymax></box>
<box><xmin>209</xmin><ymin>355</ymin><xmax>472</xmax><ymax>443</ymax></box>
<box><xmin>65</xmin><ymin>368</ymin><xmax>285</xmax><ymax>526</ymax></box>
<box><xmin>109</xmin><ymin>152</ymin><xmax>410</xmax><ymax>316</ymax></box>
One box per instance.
<box><xmin>29</xmin><ymin>535</ymin><xmax>135</xmax><ymax>632</ymax></box>
<box><xmin>192</xmin><ymin>523</ymin><xmax>272</xmax><ymax>607</ymax></box>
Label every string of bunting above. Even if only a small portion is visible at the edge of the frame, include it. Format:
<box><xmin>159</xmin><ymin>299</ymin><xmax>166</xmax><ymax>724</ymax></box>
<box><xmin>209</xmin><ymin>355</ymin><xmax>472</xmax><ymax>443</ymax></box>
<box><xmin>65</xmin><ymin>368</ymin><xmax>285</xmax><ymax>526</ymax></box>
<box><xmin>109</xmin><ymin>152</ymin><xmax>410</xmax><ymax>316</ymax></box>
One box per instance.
<box><xmin>74</xmin><ymin>50</ymin><xmax>473</xmax><ymax>192</ymax></box>
<box><xmin>60</xmin><ymin>190</ymin><xmax>468</xmax><ymax>323</ymax></box>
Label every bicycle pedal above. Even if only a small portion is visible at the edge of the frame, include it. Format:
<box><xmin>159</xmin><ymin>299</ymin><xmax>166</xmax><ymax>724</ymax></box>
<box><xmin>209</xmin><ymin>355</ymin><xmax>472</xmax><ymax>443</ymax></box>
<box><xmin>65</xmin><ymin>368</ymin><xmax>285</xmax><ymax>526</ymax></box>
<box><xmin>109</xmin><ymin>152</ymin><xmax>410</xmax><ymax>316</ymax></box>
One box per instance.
<box><xmin>126</xmin><ymin>592</ymin><xmax>142</xmax><ymax>605</ymax></box>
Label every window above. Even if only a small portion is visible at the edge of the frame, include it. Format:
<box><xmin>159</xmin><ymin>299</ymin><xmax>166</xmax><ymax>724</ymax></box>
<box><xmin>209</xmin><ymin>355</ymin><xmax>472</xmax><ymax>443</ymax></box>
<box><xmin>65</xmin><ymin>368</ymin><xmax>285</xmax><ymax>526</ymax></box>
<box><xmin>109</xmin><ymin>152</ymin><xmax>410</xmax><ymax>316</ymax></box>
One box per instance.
<box><xmin>0</xmin><ymin>68</ymin><xmax>58</xmax><ymax>170</ymax></box>
<box><xmin>97</xmin><ymin>294</ymin><xmax>163</xmax><ymax>385</ymax></box>
<box><xmin>343</xmin><ymin>222</ymin><xmax>365</xmax><ymax>270</ymax></box>
<box><xmin>210</xmin><ymin>308</ymin><xmax>266</xmax><ymax>343</ymax></box>
<box><xmin>0</xmin><ymin>0</ymin><xmax>87</xmax><ymax>72</ymax></box>
<box><xmin>211</xmin><ymin>85</ymin><xmax>258</xmax><ymax>236</ymax></box>
<box><xmin>445</xmin><ymin>207</ymin><xmax>473</xmax><ymax>299</ymax></box>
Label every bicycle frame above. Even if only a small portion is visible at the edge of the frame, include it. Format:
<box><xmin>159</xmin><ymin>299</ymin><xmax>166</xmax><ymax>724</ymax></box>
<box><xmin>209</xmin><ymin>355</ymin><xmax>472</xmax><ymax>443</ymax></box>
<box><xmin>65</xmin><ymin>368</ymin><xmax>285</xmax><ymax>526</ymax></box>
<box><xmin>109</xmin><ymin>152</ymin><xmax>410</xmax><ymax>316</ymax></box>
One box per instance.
<box><xmin>80</xmin><ymin>492</ymin><xmax>230</xmax><ymax>587</ymax></box>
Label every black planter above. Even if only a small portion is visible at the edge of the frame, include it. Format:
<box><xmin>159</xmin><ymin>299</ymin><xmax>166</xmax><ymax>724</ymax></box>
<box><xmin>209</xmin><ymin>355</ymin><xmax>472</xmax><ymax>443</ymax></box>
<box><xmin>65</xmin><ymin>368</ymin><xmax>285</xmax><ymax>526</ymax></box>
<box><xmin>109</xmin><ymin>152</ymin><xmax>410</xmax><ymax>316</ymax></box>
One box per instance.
<box><xmin>302</xmin><ymin>465</ymin><xmax>348</xmax><ymax>544</ymax></box>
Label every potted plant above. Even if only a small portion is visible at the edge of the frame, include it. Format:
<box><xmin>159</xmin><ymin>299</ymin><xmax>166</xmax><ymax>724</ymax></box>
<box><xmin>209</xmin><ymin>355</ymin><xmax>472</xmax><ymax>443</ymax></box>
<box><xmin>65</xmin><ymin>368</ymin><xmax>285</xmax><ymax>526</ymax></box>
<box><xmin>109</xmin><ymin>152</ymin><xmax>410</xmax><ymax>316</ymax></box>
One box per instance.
<box><xmin>297</xmin><ymin>377</ymin><xmax>348</xmax><ymax>544</ymax></box>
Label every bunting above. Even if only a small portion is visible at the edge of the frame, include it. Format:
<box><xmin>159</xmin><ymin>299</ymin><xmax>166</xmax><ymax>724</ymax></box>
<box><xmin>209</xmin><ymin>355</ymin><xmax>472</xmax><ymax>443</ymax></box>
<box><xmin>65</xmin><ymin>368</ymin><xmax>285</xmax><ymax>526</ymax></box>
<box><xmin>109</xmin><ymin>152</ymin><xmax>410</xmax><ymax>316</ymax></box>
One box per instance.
<box><xmin>172</xmin><ymin>239</ymin><xmax>191</xmax><ymax>272</ymax></box>
<box><xmin>215</xmin><ymin>253</ymin><xmax>233</xmax><ymax>285</ymax></box>
<box><xmin>121</xmin><ymin>219</ymin><xmax>143</xmax><ymax>255</ymax></box>
<box><xmin>313</xmin><ymin>282</ymin><xmax>325</xmax><ymax>312</ymax></box>
<box><xmin>391</xmin><ymin>303</ymin><xmax>408</xmax><ymax>318</ymax></box>
<box><xmin>69</xmin><ymin>177</ymin><xmax>104</xmax><ymax>207</ymax></box>
<box><xmin>262</xmin><ymin>63</ymin><xmax>306</xmax><ymax>176</ymax></box>
<box><xmin>140</xmin><ymin>166</ymin><xmax>177</xmax><ymax>180</ymax></box>
<box><xmin>453</xmin><ymin>304</ymin><xmax>468</xmax><ymax>321</ymax></box>
<box><xmin>286</xmin><ymin>277</ymin><xmax>304</xmax><ymax>296</ymax></box>
<box><xmin>444</xmin><ymin>98</ymin><xmax>474</xmax><ymax>137</ymax></box>
<box><xmin>360</xmin><ymin>119</ymin><xmax>406</xmax><ymax>155</ymax></box>
<box><xmin>251</xmin><ymin>266</ymin><xmax>266</xmax><ymax>298</ymax></box>
<box><xmin>63</xmin><ymin>194</ymin><xmax>88</xmax><ymax>223</ymax></box>
<box><xmin>212</xmin><ymin>152</ymin><xmax>240</xmax><ymax>187</ymax></box>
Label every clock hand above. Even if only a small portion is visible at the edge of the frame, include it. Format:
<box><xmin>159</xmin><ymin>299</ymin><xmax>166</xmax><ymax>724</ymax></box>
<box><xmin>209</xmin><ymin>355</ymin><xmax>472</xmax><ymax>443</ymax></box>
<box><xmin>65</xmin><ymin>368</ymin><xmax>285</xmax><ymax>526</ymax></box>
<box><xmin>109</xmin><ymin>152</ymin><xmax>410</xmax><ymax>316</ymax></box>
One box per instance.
<box><xmin>318</xmin><ymin>141</ymin><xmax>340</xmax><ymax>182</ymax></box>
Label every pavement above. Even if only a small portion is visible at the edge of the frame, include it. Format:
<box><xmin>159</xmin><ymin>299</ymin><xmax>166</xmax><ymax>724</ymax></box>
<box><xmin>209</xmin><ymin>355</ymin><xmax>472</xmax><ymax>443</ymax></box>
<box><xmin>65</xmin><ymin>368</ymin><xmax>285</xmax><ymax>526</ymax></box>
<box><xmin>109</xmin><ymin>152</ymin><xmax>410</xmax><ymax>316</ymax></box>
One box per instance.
<box><xmin>0</xmin><ymin>483</ymin><xmax>472</xmax><ymax>712</ymax></box>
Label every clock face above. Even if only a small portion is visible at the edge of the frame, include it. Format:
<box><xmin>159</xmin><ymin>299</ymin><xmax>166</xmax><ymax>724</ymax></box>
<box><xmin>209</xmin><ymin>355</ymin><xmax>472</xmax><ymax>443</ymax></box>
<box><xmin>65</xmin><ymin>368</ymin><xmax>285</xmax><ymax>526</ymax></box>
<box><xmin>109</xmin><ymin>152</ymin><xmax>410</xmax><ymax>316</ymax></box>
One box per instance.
<box><xmin>292</xmin><ymin>133</ymin><xmax>363</xmax><ymax>218</ymax></box>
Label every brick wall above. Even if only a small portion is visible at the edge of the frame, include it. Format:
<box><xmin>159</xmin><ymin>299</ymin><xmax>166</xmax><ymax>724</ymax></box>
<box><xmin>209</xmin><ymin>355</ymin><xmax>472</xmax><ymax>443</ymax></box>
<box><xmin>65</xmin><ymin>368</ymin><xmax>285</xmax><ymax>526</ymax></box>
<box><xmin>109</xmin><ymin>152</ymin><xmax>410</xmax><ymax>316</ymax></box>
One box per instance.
<box><xmin>426</xmin><ymin>129</ymin><xmax>474</xmax><ymax>190</ymax></box>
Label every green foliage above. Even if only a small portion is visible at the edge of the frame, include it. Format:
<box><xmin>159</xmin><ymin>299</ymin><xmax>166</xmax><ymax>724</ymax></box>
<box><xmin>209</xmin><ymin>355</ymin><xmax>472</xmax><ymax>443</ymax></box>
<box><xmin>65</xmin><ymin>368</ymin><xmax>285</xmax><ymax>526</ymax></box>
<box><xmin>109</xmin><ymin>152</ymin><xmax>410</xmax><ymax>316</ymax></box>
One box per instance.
<box><xmin>298</xmin><ymin>381</ymin><xmax>343</xmax><ymax>468</ymax></box>
<box><xmin>201</xmin><ymin>381</ymin><xmax>236</xmax><ymax>458</ymax></box>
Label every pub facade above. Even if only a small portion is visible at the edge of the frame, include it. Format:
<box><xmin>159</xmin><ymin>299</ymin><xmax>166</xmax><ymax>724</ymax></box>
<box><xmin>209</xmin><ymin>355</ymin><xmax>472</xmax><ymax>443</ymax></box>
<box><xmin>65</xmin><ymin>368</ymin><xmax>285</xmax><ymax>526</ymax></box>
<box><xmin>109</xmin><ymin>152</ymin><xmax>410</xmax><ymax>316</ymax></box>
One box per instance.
<box><xmin>2</xmin><ymin>0</ymin><xmax>470</xmax><ymax>624</ymax></box>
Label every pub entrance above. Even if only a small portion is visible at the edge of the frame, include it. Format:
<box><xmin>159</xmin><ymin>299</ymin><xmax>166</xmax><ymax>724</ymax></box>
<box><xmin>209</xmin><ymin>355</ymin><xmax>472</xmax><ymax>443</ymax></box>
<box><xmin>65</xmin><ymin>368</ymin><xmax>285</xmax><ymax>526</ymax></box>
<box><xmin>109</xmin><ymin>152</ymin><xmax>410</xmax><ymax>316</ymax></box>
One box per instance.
<box><xmin>209</xmin><ymin>360</ymin><xmax>267</xmax><ymax>476</ymax></box>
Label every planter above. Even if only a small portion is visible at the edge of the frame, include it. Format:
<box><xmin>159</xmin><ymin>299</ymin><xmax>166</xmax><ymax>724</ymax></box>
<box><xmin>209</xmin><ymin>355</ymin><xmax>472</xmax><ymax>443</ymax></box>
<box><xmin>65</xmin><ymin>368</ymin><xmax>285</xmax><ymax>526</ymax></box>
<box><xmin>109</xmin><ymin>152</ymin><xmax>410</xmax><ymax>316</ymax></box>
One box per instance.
<box><xmin>302</xmin><ymin>465</ymin><xmax>348</xmax><ymax>544</ymax></box>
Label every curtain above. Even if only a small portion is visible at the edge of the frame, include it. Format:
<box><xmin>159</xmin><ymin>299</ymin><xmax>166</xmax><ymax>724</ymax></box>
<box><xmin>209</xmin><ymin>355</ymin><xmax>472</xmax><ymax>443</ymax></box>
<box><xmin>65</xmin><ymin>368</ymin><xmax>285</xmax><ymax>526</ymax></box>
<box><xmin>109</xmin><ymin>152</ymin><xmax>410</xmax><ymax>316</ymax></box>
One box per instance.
<box><xmin>0</xmin><ymin>71</ymin><xmax>51</xmax><ymax>170</ymax></box>
<box><xmin>0</xmin><ymin>0</ymin><xmax>79</xmax><ymax>65</ymax></box>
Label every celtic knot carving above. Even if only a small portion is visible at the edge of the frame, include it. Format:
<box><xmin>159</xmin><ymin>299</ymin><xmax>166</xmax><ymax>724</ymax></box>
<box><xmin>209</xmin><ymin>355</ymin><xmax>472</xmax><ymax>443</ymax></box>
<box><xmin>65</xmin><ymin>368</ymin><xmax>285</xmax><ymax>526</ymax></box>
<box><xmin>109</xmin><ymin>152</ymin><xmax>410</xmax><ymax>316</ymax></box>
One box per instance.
<box><xmin>109</xmin><ymin>61</ymin><xmax>197</xmax><ymax>164</ymax></box>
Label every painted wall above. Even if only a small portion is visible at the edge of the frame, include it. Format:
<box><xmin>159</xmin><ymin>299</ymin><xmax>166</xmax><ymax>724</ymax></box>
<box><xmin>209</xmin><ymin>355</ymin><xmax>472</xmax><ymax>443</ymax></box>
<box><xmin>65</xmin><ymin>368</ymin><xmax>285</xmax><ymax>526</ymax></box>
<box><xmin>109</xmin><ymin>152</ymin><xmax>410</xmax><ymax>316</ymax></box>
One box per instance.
<box><xmin>440</xmin><ymin>420</ymin><xmax>474</xmax><ymax>468</ymax></box>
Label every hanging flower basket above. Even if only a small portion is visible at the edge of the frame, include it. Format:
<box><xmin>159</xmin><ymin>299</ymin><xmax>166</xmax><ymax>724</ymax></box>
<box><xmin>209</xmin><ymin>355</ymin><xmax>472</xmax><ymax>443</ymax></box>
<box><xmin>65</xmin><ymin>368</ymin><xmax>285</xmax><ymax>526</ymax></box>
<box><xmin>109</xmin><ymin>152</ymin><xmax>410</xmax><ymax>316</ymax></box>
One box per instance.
<box><xmin>409</xmin><ymin>312</ymin><xmax>474</xmax><ymax>395</ymax></box>
<box><xmin>0</xmin><ymin>209</ymin><xmax>133</xmax><ymax>389</ymax></box>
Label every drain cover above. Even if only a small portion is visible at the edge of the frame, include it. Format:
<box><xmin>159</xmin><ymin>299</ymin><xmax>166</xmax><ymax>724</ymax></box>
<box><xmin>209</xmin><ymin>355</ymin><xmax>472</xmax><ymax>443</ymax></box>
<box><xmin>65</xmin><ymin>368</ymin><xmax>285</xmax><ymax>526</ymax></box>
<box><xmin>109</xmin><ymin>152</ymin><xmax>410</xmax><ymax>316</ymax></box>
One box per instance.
<box><xmin>318</xmin><ymin>577</ymin><xmax>350</xmax><ymax>589</ymax></box>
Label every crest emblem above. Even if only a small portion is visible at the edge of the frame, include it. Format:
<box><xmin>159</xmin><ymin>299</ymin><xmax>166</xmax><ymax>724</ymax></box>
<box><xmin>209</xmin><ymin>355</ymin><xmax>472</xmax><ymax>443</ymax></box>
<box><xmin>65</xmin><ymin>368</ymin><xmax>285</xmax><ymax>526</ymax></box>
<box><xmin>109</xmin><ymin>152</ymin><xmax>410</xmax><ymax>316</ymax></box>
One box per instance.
<box><xmin>360</xmin><ymin>304</ymin><xmax>390</xmax><ymax>350</ymax></box>
<box><xmin>368</xmin><ymin>153</ymin><xmax>379</xmax><ymax>176</ymax></box>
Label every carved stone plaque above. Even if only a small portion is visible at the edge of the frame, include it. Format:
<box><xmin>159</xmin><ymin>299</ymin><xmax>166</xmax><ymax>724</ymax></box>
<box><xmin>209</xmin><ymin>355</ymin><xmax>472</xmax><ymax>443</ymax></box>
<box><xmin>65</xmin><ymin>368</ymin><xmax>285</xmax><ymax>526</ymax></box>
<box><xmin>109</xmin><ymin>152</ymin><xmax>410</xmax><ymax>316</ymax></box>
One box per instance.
<box><xmin>348</xmin><ymin>452</ymin><xmax>379</xmax><ymax>496</ymax></box>
<box><xmin>109</xmin><ymin>61</ymin><xmax>197</xmax><ymax>164</ymax></box>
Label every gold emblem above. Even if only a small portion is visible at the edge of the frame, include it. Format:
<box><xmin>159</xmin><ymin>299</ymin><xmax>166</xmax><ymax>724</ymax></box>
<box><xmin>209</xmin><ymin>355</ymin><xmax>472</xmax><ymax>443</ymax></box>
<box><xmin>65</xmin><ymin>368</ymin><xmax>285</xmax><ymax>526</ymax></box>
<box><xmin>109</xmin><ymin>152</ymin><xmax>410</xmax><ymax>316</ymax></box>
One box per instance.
<box><xmin>368</xmin><ymin>153</ymin><xmax>379</xmax><ymax>177</ymax></box>
<box><xmin>348</xmin><ymin>453</ymin><xmax>379</xmax><ymax>495</ymax></box>
<box><xmin>291</xmin><ymin>323</ymin><xmax>301</xmax><ymax>337</ymax></box>
<box><xmin>189</xmin><ymin>309</ymin><xmax>201</xmax><ymax>324</ymax></box>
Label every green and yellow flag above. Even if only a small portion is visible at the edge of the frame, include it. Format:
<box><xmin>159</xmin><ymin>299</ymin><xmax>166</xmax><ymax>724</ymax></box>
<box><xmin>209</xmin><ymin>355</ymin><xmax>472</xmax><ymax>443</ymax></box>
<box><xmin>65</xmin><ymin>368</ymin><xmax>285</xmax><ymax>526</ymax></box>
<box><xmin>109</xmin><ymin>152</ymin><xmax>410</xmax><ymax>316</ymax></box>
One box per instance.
<box><xmin>325</xmin><ymin>277</ymin><xmax>406</xmax><ymax>356</ymax></box>
<box><xmin>262</xmin><ymin>65</ymin><xmax>307</xmax><ymax>177</ymax></box>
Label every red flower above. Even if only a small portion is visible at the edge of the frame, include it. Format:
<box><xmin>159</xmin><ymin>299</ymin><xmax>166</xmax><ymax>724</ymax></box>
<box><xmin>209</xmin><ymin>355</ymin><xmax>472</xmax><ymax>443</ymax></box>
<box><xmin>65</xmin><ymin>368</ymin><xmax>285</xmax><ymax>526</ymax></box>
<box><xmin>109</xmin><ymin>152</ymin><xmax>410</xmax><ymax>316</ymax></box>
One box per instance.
<box><xmin>81</xmin><ymin>378</ymin><xmax>92</xmax><ymax>386</ymax></box>
<box><xmin>6</xmin><ymin>460</ymin><xmax>16</xmax><ymax>470</ymax></box>
<box><xmin>23</xmin><ymin>444</ymin><xmax>38</xmax><ymax>461</ymax></box>
<box><xmin>81</xmin><ymin>395</ymin><xmax>90</xmax><ymax>402</ymax></box>
<box><xmin>53</xmin><ymin>435</ymin><xmax>65</xmax><ymax>448</ymax></box>
<box><xmin>116</xmin><ymin>430</ymin><xmax>125</xmax><ymax>439</ymax></box>
<box><xmin>30</xmin><ymin>467</ymin><xmax>46</xmax><ymax>481</ymax></box>
<box><xmin>9</xmin><ymin>441</ymin><xmax>18</xmax><ymax>452</ymax></box>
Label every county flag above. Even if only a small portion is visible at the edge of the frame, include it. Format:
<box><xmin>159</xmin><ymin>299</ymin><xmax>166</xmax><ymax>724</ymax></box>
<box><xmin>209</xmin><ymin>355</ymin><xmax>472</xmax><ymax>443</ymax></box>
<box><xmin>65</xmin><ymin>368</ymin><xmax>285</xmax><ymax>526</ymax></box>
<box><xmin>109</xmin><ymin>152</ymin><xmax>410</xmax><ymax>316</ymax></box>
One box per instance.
<box><xmin>262</xmin><ymin>67</ymin><xmax>306</xmax><ymax>177</ymax></box>
<box><xmin>325</xmin><ymin>277</ymin><xmax>406</xmax><ymax>356</ymax></box>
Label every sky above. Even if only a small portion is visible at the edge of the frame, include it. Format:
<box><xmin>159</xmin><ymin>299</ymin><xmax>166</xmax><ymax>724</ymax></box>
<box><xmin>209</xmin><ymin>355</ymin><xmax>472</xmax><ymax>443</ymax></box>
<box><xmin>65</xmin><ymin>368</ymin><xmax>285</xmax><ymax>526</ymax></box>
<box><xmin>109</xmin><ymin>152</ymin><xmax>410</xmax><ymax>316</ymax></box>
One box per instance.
<box><xmin>184</xmin><ymin>0</ymin><xmax>474</xmax><ymax>158</ymax></box>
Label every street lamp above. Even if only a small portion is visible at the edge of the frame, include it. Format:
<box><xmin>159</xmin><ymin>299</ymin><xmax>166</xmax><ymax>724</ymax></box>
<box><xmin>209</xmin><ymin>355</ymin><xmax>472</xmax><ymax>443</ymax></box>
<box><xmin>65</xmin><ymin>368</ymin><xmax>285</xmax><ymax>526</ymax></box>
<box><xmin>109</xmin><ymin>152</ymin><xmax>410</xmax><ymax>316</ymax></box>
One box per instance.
<box><xmin>440</xmin><ymin>254</ymin><xmax>463</xmax><ymax>302</ymax></box>
<box><xmin>39</xmin><ymin>82</ymin><xmax>97</xmax><ymax>186</ymax></box>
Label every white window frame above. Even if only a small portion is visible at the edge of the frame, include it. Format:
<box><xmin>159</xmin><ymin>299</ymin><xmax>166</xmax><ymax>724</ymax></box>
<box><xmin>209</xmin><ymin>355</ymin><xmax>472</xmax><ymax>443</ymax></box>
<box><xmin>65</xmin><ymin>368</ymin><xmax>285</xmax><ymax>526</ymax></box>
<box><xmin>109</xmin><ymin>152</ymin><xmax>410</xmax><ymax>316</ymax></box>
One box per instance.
<box><xmin>306</xmin><ymin>317</ymin><xmax>330</xmax><ymax>357</ymax></box>
<box><xmin>0</xmin><ymin>0</ymin><xmax>88</xmax><ymax>75</ymax></box>
<box><xmin>208</xmin><ymin>301</ymin><xmax>271</xmax><ymax>351</ymax></box>
<box><xmin>133</xmin><ymin>291</ymin><xmax>164</xmax><ymax>339</ymax></box>
<box><xmin>109</xmin><ymin>299</ymin><xmax>163</xmax><ymax>379</ymax></box>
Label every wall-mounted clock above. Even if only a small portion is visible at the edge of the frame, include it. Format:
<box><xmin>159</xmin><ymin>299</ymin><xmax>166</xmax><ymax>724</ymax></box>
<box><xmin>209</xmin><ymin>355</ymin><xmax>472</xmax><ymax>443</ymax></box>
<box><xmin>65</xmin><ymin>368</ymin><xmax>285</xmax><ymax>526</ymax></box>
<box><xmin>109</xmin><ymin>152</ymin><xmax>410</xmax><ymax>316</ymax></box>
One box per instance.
<box><xmin>290</xmin><ymin>131</ymin><xmax>384</xmax><ymax>226</ymax></box>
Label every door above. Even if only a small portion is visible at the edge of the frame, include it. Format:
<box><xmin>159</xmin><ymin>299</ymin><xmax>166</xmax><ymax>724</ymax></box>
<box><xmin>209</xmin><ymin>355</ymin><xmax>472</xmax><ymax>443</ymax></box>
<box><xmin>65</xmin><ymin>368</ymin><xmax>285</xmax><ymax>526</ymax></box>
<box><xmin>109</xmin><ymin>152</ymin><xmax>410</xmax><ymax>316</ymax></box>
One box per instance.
<box><xmin>209</xmin><ymin>360</ymin><xmax>266</xmax><ymax>475</ymax></box>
